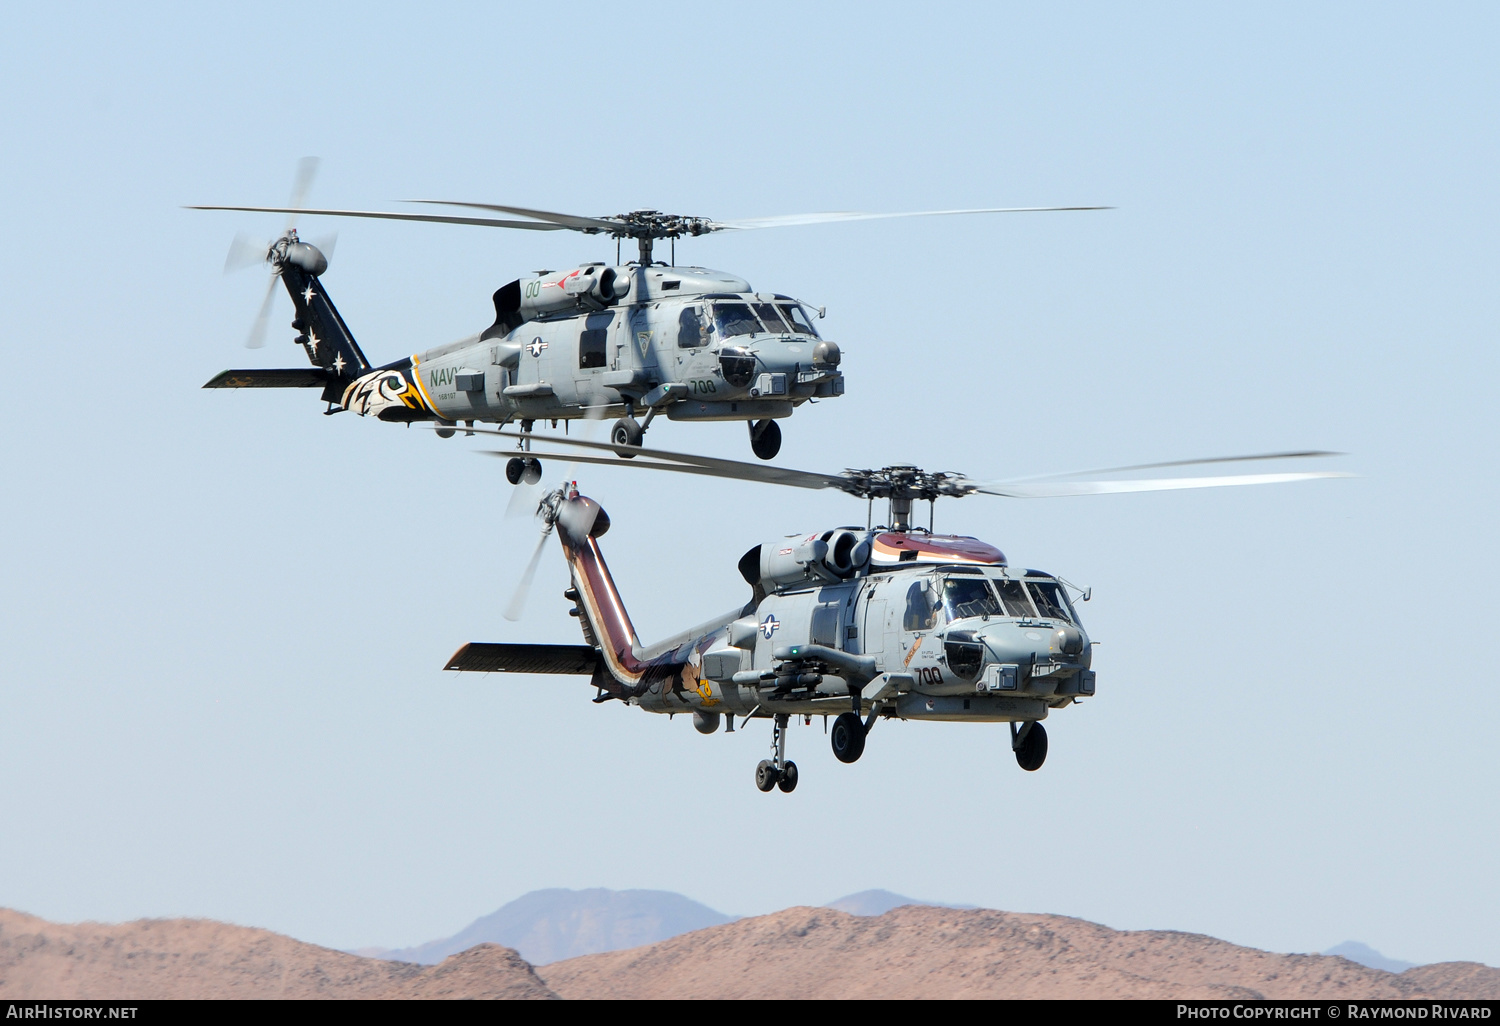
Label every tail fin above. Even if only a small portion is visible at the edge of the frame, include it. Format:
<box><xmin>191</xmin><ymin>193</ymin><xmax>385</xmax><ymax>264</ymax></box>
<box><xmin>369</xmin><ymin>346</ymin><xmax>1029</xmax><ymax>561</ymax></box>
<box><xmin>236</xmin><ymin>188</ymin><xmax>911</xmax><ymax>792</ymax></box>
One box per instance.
<box><xmin>551</xmin><ymin>490</ymin><xmax>684</xmax><ymax>698</ymax></box>
<box><xmin>275</xmin><ymin>258</ymin><xmax>371</xmax><ymax>405</ymax></box>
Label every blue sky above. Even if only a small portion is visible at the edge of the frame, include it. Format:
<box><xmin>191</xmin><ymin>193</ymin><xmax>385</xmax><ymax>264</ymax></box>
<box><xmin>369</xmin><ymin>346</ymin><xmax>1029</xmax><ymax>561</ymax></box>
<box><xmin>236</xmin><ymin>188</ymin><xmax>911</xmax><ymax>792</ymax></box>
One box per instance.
<box><xmin>0</xmin><ymin>3</ymin><xmax>1496</xmax><ymax>965</ymax></box>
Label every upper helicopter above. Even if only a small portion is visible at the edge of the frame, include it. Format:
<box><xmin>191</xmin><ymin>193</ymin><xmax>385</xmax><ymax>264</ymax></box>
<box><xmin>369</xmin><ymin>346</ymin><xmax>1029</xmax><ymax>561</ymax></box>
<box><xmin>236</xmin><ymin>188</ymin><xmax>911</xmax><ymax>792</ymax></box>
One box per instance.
<box><xmin>190</xmin><ymin>160</ymin><xmax>1106</xmax><ymax>467</ymax></box>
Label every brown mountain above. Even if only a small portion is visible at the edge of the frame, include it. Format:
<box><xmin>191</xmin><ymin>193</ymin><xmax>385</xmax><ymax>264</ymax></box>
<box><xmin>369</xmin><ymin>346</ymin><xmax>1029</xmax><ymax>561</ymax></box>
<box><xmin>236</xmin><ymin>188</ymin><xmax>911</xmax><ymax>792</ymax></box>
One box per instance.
<box><xmin>4</xmin><ymin>904</ymin><xmax>1496</xmax><ymax>1001</ymax></box>
<box><xmin>537</xmin><ymin>905</ymin><xmax>1500</xmax><ymax>1001</ymax></box>
<box><xmin>0</xmin><ymin>909</ymin><xmax>556</xmax><ymax>1000</ymax></box>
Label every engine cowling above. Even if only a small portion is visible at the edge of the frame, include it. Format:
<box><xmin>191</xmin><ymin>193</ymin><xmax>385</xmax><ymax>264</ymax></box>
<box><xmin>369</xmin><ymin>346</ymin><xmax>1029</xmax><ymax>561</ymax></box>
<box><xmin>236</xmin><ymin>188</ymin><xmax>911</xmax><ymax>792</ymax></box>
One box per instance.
<box><xmin>741</xmin><ymin>529</ymin><xmax>873</xmax><ymax>592</ymax></box>
<box><xmin>518</xmin><ymin>264</ymin><xmax>630</xmax><ymax>319</ymax></box>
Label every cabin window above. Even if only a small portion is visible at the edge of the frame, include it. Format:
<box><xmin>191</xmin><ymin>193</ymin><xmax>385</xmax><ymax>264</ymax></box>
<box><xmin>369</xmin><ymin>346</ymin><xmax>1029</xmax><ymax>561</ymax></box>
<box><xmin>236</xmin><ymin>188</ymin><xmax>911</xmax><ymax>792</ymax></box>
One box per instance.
<box><xmin>677</xmin><ymin>306</ymin><xmax>707</xmax><ymax>348</ymax></box>
<box><xmin>995</xmin><ymin>579</ymin><xmax>1036</xmax><ymax>618</ymax></box>
<box><xmin>1026</xmin><ymin>580</ymin><xmax>1073</xmax><ymax>622</ymax></box>
<box><xmin>779</xmin><ymin>302</ymin><xmax>819</xmax><ymax>337</ymax></box>
<box><xmin>903</xmin><ymin>580</ymin><xmax>940</xmax><ymax>631</ymax></box>
<box><xmin>712</xmin><ymin>302</ymin><xmax>760</xmax><ymax>337</ymax></box>
<box><xmin>941</xmin><ymin>578</ymin><xmax>1002</xmax><ymax>620</ymax></box>
<box><xmin>752</xmin><ymin>302</ymin><xmax>792</xmax><ymax>333</ymax></box>
<box><xmin>579</xmin><ymin>328</ymin><xmax>607</xmax><ymax>369</ymax></box>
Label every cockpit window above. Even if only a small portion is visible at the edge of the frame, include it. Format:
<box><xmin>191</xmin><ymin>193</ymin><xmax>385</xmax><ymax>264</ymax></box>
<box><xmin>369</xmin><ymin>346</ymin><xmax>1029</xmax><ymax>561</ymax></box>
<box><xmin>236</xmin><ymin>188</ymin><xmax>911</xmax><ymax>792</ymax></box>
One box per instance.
<box><xmin>1026</xmin><ymin>580</ymin><xmax>1073</xmax><ymax>622</ymax></box>
<box><xmin>712</xmin><ymin>302</ymin><xmax>760</xmax><ymax>337</ymax></box>
<box><xmin>942</xmin><ymin>578</ymin><xmax>1002</xmax><ymax>620</ymax></box>
<box><xmin>752</xmin><ymin>302</ymin><xmax>791</xmax><ymax>333</ymax></box>
<box><xmin>779</xmin><ymin>302</ymin><xmax>819</xmax><ymax>337</ymax></box>
<box><xmin>903</xmin><ymin>580</ymin><xmax>940</xmax><ymax>631</ymax></box>
<box><xmin>677</xmin><ymin>306</ymin><xmax>707</xmax><ymax>348</ymax></box>
<box><xmin>995</xmin><ymin>579</ymin><xmax>1035</xmax><ymax>617</ymax></box>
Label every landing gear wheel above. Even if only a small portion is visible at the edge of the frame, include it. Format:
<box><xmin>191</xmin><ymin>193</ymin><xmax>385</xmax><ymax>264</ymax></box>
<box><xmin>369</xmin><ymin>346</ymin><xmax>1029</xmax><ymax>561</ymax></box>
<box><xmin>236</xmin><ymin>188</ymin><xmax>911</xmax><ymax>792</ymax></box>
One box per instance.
<box><xmin>505</xmin><ymin>457</ymin><xmax>525</xmax><ymax>485</ymax></box>
<box><xmin>755</xmin><ymin>759</ymin><xmax>780</xmax><ymax>792</ymax></box>
<box><xmin>830</xmin><ymin>712</ymin><xmax>866</xmax><ymax>764</ymax></box>
<box><xmin>776</xmin><ymin>760</ymin><xmax>799</xmax><ymax>793</ymax></box>
<box><xmin>611</xmin><ymin>417</ymin><xmax>643</xmax><ymax>457</ymax></box>
<box><xmin>521</xmin><ymin>458</ymin><xmax>542</xmax><ymax>485</ymax></box>
<box><xmin>749</xmin><ymin>419</ymin><xmax>782</xmax><ymax>460</ymax></box>
<box><xmin>1014</xmin><ymin>722</ymin><xmax>1048</xmax><ymax>772</ymax></box>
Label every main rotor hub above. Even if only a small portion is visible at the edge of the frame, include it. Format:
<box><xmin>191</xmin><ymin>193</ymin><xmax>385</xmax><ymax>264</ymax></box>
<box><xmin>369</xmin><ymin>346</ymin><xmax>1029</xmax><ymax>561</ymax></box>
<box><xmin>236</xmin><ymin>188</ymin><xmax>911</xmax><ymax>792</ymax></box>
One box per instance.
<box><xmin>838</xmin><ymin>466</ymin><xmax>978</xmax><ymax>502</ymax></box>
<box><xmin>602</xmin><ymin>210</ymin><xmax>715</xmax><ymax>241</ymax></box>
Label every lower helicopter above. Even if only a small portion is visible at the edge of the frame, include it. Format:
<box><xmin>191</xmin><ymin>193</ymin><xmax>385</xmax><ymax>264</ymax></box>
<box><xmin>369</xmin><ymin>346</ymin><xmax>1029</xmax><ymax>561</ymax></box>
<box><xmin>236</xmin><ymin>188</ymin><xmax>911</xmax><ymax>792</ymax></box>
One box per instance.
<box><xmin>443</xmin><ymin>434</ymin><xmax>1346</xmax><ymax>792</ymax></box>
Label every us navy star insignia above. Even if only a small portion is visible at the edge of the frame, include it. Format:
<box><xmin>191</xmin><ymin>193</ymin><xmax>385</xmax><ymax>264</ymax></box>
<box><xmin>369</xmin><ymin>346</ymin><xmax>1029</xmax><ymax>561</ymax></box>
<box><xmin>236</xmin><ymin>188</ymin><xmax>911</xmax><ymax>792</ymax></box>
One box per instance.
<box><xmin>526</xmin><ymin>337</ymin><xmax>548</xmax><ymax>357</ymax></box>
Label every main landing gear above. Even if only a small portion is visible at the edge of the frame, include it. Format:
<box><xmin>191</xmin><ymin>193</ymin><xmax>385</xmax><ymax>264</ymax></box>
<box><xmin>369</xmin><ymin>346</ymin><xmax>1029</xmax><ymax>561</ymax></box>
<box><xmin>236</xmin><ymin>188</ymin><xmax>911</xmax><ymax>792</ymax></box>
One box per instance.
<box><xmin>754</xmin><ymin>713</ymin><xmax>798</xmax><ymax>793</ymax></box>
<box><xmin>1011</xmin><ymin>721</ymin><xmax>1048</xmax><ymax>772</ymax></box>
<box><xmin>830</xmin><ymin>711</ymin><xmax>866</xmax><ymax>764</ymax></box>
<box><xmin>610</xmin><ymin>415</ymin><xmax>644</xmax><ymax>455</ymax></box>
<box><xmin>749</xmin><ymin>419</ymin><xmax>781</xmax><ymax>460</ymax></box>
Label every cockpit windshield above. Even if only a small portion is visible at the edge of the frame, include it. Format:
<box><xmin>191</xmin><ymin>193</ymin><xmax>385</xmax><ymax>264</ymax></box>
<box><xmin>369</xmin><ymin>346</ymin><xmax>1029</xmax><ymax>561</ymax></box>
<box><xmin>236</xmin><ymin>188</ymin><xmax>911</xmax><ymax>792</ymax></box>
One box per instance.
<box><xmin>942</xmin><ymin>577</ymin><xmax>1003</xmax><ymax>620</ymax></box>
<box><xmin>752</xmin><ymin>302</ymin><xmax>791</xmax><ymax>333</ymax></box>
<box><xmin>1026</xmin><ymin>579</ymin><xmax>1075</xmax><ymax>623</ymax></box>
<box><xmin>712</xmin><ymin>299</ymin><xmax>820</xmax><ymax>338</ymax></box>
<box><xmin>779</xmin><ymin>302</ymin><xmax>819</xmax><ymax>336</ymax></box>
<box><xmin>992</xmin><ymin>579</ymin><xmax>1033</xmax><ymax>617</ymax></box>
<box><xmin>712</xmin><ymin>302</ymin><xmax>760</xmax><ymax>337</ymax></box>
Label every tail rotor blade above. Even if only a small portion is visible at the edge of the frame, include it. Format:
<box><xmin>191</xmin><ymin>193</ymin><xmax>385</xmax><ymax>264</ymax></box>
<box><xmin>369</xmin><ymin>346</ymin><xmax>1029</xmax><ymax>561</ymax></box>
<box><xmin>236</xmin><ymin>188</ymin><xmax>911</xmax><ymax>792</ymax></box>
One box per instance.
<box><xmin>503</xmin><ymin>528</ymin><xmax>551</xmax><ymax>622</ymax></box>
<box><xmin>505</xmin><ymin>480</ymin><xmax>539</xmax><ymax>519</ymax></box>
<box><xmin>285</xmin><ymin>156</ymin><xmax>320</xmax><ymax>230</ymax></box>
<box><xmin>309</xmin><ymin>231</ymin><xmax>338</xmax><ymax>261</ymax></box>
<box><xmin>224</xmin><ymin>232</ymin><xmax>269</xmax><ymax>274</ymax></box>
<box><xmin>244</xmin><ymin>274</ymin><xmax>278</xmax><ymax>349</ymax></box>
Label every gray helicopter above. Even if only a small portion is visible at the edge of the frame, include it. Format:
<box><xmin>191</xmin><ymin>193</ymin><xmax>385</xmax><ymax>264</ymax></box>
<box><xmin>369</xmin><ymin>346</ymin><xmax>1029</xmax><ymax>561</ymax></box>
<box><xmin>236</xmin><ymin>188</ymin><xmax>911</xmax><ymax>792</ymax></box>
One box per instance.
<box><xmin>191</xmin><ymin>164</ymin><xmax>1105</xmax><ymax>466</ymax></box>
<box><xmin>443</xmin><ymin>433</ymin><xmax>1346</xmax><ymax>793</ymax></box>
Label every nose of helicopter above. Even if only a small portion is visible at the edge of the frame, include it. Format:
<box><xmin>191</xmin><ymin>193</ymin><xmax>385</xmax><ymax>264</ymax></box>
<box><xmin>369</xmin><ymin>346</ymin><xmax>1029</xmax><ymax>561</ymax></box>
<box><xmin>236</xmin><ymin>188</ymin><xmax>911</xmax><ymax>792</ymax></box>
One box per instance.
<box><xmin>968</xmin><ymin>620</ymin><xmax>1091</xmax><ymax>667</ymax></box>
<box><xmin>740</xmin><ymin>342</ymin><xmax>814</xmax><ymax>397</ymax></box>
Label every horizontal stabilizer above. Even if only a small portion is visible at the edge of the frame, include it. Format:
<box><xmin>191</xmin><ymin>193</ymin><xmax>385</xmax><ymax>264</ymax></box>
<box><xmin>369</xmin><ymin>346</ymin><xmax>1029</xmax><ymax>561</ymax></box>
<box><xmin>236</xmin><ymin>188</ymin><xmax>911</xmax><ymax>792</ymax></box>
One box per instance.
<box><xmin>203</xmin><ymin>368</ymin><xmax>330</xmax><ymax>389</ymax></box>
<box><xmin>445</xmin><ymin>642</ymin><xmax>599</xmax><ymax>675</ymax></box>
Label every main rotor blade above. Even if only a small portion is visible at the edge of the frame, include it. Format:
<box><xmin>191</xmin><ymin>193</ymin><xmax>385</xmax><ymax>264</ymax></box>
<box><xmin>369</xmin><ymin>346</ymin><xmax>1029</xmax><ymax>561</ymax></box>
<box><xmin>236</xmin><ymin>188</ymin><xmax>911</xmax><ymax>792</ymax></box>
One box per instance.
<box><xmin>407</xmin><ymin>201</ymin><xmax>623</xmax><ymax>233</ymax></box>
<box><xmin>185</xmin><ymin>205</ymin><xmax>566</xmax><ymax>231</ymax></box>
<box><xmin>710</xmin><ymin>206</ymin><xmax>1113</xmax><ymax>231</ymax></box>
<box><xmin>485</xmin><ymin>450</ymin><xmax>842</xmax><ymax>492</ymax></box>
<box><xmin>244</xmin><ymin>274</ymin><xmax>278</xmax><ymax>349</ymax></box>
<box><xmin>465</xmin><ymin>426</ymin><xmax>849</xmax><ymax>492</ymax></box>
<box><xmin>994</xmin><ymin>450</ymin><xmax>1346</xmax><ymax>485</ymax></box>
<box><xmin>978</xmin><ymin>470</ymin><xmax>1352</xmax><ymax>499</ymax></box>
<box><xmin>503</xmin><ymin>528</ymin><xmax>551</xmax><ymax>622</ymax></box>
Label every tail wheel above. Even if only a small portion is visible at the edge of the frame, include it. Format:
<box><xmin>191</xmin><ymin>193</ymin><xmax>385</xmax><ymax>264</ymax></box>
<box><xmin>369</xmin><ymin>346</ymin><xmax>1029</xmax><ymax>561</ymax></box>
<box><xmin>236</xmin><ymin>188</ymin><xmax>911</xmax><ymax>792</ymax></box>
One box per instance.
<box><xmin>755</xmin><ymin>759</ymin><xmax>780</xmax><ymax>792</ymax></box>
<box><xmin>1015</xmin><ymin>722</ymin><xmax>1048</xmax><ymax>772</ymax></box>
<box><xmin>749</xmin><ymin>419</ymin><xmax>781</xmax><ymax>460</ymax></box>
<box><xmin>830</xmin><ymin>712</ymin><xmax>866</xmax><ymax>764</ymax></box>
<box><xmin>505</xmin><ymin>457</ymin><xmax>525</xmax><ymax>485</ymax></box>
<box><xmin>521</xmin><ymin>458</ymin><xmax>543</xmax><ymax>485</ymax></box>
<box><xmin>611</xmin><ymin>417</ymin><xmax>643</xmax><ymax>457</ymax></box>
<box><xmin>776</xmin><ymin>761</ymin><xmax>799</xmax><ymax>793</ymax></box>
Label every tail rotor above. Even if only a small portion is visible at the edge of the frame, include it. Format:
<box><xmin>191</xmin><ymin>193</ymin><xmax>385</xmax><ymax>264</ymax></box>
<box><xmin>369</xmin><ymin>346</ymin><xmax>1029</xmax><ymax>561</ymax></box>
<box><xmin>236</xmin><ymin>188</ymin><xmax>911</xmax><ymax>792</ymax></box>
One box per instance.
<box><xmin>218</xmin><ymin>157</ymin><xmax>337</xmax><ymax>349</ymax></box>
